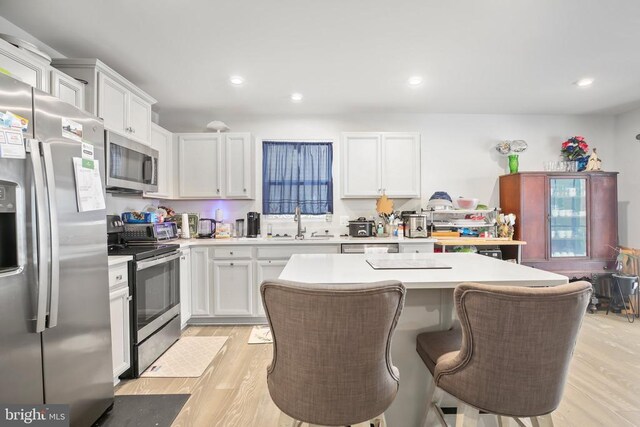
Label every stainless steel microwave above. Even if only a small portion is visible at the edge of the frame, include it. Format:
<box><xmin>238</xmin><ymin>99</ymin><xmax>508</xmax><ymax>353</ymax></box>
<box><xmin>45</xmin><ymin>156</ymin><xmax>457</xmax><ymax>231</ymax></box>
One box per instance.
<box><xmin>105</xmin><ymin>131</ymin><xmax>158</xmax><ymax>193</ymax></box>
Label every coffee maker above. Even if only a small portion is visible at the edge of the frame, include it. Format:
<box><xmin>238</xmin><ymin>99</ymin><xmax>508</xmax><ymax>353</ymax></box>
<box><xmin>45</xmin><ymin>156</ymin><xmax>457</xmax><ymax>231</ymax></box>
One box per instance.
<box><xmin>246</xmin><ymin>212</ymin><xmax>260</xmax><ymax>238</ymax></box>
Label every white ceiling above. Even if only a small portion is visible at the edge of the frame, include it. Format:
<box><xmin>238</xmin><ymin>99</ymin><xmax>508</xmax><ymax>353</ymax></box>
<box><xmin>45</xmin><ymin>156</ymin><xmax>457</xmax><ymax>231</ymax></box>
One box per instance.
<box><xmin>3</xmin><ymin>0</ymin><xmax>640</xmax><ymax>122</ymax></box>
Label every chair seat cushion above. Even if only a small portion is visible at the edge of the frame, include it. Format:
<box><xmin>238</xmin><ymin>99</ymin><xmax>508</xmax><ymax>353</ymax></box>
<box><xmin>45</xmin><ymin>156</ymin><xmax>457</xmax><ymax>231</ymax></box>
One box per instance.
<box><xmin>416</xmin><ymin>327</ymin><xmax>462</xmax><ymax>375</ymax></box>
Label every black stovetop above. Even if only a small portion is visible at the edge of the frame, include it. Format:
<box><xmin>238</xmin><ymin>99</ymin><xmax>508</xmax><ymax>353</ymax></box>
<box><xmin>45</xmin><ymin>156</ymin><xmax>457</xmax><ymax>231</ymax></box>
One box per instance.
<box><xmin>108</xmin><ymin>243</ymin><xmax>180</xmax><ymax>261</ymax></box>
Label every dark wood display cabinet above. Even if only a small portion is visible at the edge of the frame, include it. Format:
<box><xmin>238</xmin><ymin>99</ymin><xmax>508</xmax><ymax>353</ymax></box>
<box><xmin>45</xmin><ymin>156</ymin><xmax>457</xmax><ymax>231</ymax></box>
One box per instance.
<box><xmin>499</xmin><ymin>172</ymin><xmax>618</xmax><ymax>278</ymax></box>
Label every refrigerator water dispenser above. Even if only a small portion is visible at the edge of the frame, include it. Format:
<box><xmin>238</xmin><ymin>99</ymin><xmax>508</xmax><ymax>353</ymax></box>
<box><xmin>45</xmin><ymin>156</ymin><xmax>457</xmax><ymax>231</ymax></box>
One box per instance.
<box><xmin>0</xmin><ymin>182</ymin><xmax>18</xmax><ymax>270</ymax></box>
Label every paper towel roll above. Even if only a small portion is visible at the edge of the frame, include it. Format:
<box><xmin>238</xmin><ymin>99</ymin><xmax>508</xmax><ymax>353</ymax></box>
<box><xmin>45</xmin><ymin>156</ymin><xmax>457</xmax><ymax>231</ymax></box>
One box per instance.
<box><xmin>215</xmin><ymin>208</ymin><xmax>223</xmax><ymax>223</ymax></box>
<box><xmin>181</xmin><ymin>213</ymin><xmax>190</xmax><ymax>239</ymax></box>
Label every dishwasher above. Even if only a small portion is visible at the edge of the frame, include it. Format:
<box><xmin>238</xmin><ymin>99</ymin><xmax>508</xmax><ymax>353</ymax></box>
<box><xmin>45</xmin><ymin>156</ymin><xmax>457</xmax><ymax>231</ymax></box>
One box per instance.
<box><xmin>341</xmin><ymin>243</ymin><xmax>400</xmax><ymax>254</ymax></box>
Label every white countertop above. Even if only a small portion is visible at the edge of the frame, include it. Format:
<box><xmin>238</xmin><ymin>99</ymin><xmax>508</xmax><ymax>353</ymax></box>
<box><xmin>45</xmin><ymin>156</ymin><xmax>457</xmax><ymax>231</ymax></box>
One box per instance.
<box><xmin>176</xmin><ymin>236</ymin><xmax>436</xmax><ymax>247</ymax></box>
<box><xmin>279</xmin><ymin>253</ymin><xmax>568</xmax><ymax>289</ymax></box>
<box><xmin>107</xmin><ymin>255</ymin><xmax>132</xmax><ymax>267</ymax></box>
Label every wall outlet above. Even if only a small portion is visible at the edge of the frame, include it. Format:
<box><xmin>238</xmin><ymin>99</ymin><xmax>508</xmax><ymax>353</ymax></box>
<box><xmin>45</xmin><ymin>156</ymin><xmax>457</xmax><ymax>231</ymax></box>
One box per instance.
<box><xmin>339</xmin><ymin>215</ymin><xmax>350</xmax><ymax>226</ymax></box>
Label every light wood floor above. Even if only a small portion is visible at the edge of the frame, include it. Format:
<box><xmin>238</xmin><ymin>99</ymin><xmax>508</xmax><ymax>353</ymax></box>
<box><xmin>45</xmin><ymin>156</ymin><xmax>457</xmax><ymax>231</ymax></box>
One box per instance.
<box><xmin>115</xmin><ymin>312</ymin><xmax>640</xmax><ymax>427</ymax></box>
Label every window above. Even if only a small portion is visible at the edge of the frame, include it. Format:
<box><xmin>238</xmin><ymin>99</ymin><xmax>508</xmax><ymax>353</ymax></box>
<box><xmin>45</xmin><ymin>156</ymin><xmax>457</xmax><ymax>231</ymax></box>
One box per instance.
<box><xmin>262</xmin><ymin>141</ymin><xmax>333</xmax><ymax>215</ymax></box>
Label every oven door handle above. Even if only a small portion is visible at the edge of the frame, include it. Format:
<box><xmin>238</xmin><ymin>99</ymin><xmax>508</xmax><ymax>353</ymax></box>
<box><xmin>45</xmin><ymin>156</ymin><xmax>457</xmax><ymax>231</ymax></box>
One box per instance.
<box><xmin>136</xmin><ymin>252</ymin><xmax>181</xmax><ymax>271</ymax></box>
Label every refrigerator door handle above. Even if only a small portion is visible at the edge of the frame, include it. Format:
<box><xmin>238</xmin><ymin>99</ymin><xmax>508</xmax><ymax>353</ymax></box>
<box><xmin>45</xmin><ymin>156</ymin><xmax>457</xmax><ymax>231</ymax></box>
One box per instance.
<box><xmin>28</xmin><ymin>139</ymin><xmax>50</xmax><ymax>333</ymax></box>
<box><xmin>41</xmin><ymin>142</ymin><xmax>60</xmax><ymax>329</ymax></box>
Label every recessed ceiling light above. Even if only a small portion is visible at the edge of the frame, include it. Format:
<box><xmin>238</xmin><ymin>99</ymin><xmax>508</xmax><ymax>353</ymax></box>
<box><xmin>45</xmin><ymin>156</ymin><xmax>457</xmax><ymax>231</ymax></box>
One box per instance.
<box><xmin>229</xmin><ymin>76</ymin><xmax>245</xmax><ymax>86</ymax></box>
<box><xmin>574</xmin><ymin>78</ymin><xmax>594</xmax><ymax>88</ymax></box>
<box><xmin>408</xmin><ymin>76</ymin><xmax>424</xmax><ymax>87</ymax></box>
<box><xmin>291</xmin><ymin>93</ymin><xmax>303</xmax><ymax>102</ymax></box>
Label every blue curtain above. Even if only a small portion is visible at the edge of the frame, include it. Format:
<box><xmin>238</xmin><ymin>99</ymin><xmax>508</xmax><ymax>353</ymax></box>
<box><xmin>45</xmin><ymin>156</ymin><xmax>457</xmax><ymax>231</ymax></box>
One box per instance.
<box><xmin>262</xmin><ymin>141</ymin><xmax>333</xmax><ymax>214</ymax></box>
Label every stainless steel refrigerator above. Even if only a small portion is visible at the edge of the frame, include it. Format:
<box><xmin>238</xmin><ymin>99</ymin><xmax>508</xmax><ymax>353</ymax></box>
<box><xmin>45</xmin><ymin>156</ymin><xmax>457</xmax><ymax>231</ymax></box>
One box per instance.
<box><xmin>0</xmin><ymin>74</ymin><xmax>114</xmax><ymax>426</ymax></box>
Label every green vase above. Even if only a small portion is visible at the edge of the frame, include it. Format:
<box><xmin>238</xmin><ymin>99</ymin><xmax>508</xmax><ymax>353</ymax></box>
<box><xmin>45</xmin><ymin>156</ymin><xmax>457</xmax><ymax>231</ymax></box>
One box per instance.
<box><xmin>508</xmin><ymin>154</ymin><xmax>519</xmax><ymax>174</ymax></box>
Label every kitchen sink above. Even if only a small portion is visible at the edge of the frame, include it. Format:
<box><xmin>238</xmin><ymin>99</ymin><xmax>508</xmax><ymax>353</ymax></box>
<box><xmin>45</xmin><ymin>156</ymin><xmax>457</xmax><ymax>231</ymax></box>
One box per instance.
<box><xmin>308</xmin><ymin>234</ymin><xmax>335</xmax><ymax>240</ymax></box>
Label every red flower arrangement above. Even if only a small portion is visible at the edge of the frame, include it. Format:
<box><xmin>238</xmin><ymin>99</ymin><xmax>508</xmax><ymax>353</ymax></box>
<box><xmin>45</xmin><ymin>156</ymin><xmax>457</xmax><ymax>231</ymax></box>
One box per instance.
<box><xmin>561</xmin><ymin>136</ymin><xmax>589</xmax><ymax>160</ymax></box>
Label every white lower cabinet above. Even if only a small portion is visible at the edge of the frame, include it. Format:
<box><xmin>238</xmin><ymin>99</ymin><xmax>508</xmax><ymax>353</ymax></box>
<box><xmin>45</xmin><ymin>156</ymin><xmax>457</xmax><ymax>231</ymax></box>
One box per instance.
<box><xmin>212</xmin><ymin>260</ymin><xmax>253</xmax><ymax>316</ymax></box>
<box><xmin>179</xmin><ymin>249</ymin><xmax>192</xmax><ymax>328</ymax></box>
<box><xmin>108</xmin><ymin>262</ymin><xmax>130</xmax><ymax>384</ymax></box>
<box><xmin>400</xmin><ymin>243</ymin><xmax>435</xmax><ymax>253</ymax></box>
<box><xmin>187</xmin><ymin>243</ymin><xmax>343</xmax><ymax>321</ymax></box>
<box><xmin>191</xmin><ymin>247</ymin><xmax>212</xmax><ymax>317</ymax></box>
<box><xmin>255</xmin><ymin>260</ymin><xmax>288</xmax><ymax>316</ymax></box>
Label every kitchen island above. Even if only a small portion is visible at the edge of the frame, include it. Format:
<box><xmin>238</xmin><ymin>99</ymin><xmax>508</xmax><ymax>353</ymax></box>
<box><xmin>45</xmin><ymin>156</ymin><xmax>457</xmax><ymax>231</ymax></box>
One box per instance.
<box><xmin>279</xmin><ymin>252</ymin><xmax>568</xmax><ymax>427</ymax></box>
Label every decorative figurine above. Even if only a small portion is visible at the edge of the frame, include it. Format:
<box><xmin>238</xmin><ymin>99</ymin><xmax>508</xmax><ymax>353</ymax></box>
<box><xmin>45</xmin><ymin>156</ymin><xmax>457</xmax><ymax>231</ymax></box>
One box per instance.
<box><xmin>585</xmin><ymin>148</ymin><xmax>602</xmax><ymax>171</ymax></box>
<box><xmin>497</xmin><ymin>213</ymin><xmax>516</xmax><ymax>239</ymax></box>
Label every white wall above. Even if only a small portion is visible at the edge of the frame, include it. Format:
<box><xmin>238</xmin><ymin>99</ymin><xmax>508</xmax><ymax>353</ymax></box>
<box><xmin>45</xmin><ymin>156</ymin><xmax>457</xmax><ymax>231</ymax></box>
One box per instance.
<box><xmin>146</xmin><ymin>113</ymin><xmax>617</xmax><ymax>236</ymax></box>
<box><xmin>613</xmin><ymin>107</ymin><xmax>640</xmax><ymax>248</ymax></box>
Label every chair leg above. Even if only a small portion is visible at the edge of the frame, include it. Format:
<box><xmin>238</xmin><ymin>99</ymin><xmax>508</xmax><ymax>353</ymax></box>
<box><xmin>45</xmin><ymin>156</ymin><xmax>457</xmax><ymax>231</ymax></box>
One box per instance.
<box><xmin>530</xmin><ymin>414</ymin><xmax>554</xmax><ymax>427</ymax></box>
<box><xmin>497</xmin><ymin>416</ymin><xmax>511</xmax><ymax>427</ymax></box>
<box><xmin>277</xmin><ymin>411</ymin><xmax>302</xmax><ymax>427</ymax></box>
<box><xmin>421</xmin><ymin>373</ymin><xmax>437</xmax><ymax>427</ymax></box>
<box><xmin>455</xmin><ymin>402</ymin><xmax>480</xmax><ymax>427</ymax></box>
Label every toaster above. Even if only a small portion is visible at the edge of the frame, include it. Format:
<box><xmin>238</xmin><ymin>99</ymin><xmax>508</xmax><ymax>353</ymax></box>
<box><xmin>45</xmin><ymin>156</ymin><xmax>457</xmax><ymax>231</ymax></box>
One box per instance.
<box><xmin>348</xmin><ymin>217</ymin><xmax>375</xmax><ymax>237</ymax></box>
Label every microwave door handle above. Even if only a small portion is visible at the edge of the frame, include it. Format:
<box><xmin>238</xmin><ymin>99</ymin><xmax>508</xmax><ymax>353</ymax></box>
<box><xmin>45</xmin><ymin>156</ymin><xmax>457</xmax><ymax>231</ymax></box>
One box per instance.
<box><xmin>151</xmin><ymin>157</ymin><xmax>157</xmax><ymax>185</ymax></box>
<box><xmin>142</xmin><ymin>158</ymin><xmax>152</xmax><ymax>183</ymax></box>
<box><xmin>41</xmin><ymin>142</ymin><xmax>60</xmax><ymax>329</ymax></box>
<box><xmin>28</xmin><ymin>139</ymin><xmax>50</xmax><ymax>333</ymax></box>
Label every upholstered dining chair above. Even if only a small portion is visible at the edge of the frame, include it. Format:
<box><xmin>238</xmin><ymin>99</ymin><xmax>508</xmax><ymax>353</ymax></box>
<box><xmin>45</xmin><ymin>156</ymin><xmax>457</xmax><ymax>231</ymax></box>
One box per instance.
<box><xmin>416</xmin><ymin>281</ymin><xmax>592</xmax><ymax>427</ymax></box>
<box><xmin>261</xmin><ymin>279</ymin><xmax>406</xmax><ymax>427</ymax></box>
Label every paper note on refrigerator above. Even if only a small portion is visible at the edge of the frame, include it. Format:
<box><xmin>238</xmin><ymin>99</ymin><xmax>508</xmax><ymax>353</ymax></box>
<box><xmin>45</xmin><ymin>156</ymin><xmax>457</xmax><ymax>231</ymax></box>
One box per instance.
<box><xmin>72</xmin><ymin>157</ymin><xmax>105</xmax><ymax>212</ymax></box>
<box><xmin>0</xmin><ymin>130</ymin><xmax>26</xmax><ymax>159</ymax></box>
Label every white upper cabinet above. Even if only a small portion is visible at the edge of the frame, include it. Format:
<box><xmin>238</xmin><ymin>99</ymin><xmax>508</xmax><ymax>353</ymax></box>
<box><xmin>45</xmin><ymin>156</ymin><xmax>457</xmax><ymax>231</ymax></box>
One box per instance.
<box><xmin>127</xmin><ymin>92</ymin><xmax>152</xmax><ymax>143</ymax></box>
<box><xmin>342</xmin><ymin>132</ymin><xmax>420</xmax><ymax>198</ymax></box>
<box><xmin>178</xmin><ymin>133</ymin><xmax>223</xmax><ymax>198</ymax></box>
<box><xmin>177</xmin><ymin>132</ymin><xmax>254</xmax><ymax>200</ymax></box>
<box><xmin>0</xmin><ymin>38</ymin><xmax>49</xmax><ymax>91</ymax></box>
<box><xmin>52</xmin><ymin>59</ymin><xmax>156</xmax><ymax>144</ymax></box>
<box><xmin>50</xmin><ymin>70</ymin><xmax>84</xmax><ymax>110</ymax></box>
<box><xmin>381</xmin><ymin>133</ymin><xmax>421</xmax><ymax>197</ymax></box>
<box><xmin>224</xmin><ymin>133</ymin><xmax>253</xmax><ymax>199</ymax></box>
<box><xmin>97</xmin><ymin>72</ymin><xmax>151</xmax><ymax>144</ymax></box>
<box><xmin>144</xmin><ymin>123</ymin><xmax>173</xmax><ymax>198</ymax></box>
<box><xmin>98</xmin><ymin>73</ymin><xmax>128</xmax><ymax>134</ymax></box>
<box><xmin>342</xmin><ymin>132</ymin><xmax>382</xmax><ymax>197</ymax></box>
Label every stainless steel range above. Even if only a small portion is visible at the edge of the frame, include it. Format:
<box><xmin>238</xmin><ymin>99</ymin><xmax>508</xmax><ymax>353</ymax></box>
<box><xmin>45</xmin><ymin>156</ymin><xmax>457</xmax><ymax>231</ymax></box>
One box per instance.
<box><xmin>107</xmin><ymin>216</ymin><xmax>181</xmax><ymax>378</ymax></box>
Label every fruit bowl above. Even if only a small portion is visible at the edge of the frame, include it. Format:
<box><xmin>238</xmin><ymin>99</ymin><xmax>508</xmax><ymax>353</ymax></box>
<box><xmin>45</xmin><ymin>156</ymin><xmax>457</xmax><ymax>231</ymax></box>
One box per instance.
<box><xmin>454</xmin><ymin>197</ymin><xmax>479</xmax><ymax>210</ymax></box>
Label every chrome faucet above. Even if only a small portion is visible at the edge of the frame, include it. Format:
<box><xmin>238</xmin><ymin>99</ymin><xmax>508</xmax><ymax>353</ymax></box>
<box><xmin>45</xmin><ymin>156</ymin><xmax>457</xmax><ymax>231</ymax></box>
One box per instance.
<box><xmin>294</xmin><ymin>206</ymin><xmax>306</xmax><ymax>239</ymax></box>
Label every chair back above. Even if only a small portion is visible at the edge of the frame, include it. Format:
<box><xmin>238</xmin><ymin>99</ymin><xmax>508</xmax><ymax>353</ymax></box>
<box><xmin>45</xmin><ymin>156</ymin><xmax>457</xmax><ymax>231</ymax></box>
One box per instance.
<box><xmin>436</xmin><ymin>281</ymin><xmax>592</xmax><ymax>417</ymax></box>
<box><xmin>261</xmin><ymin>279</ymin><xmax>405</xmax><ymax>426</ymax></box>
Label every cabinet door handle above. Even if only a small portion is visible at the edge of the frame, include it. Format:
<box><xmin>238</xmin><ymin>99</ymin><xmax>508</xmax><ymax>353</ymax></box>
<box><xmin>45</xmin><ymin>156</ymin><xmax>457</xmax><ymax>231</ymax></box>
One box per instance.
<box><xmin>243</xmin><ymin>188</ymin><xmax>247</xmax><ymax>192</ymax></box>
<box><xmin>181</xmin><ymin>256</ymin><xmax>186</xmax><ymax>260</ymax></box>
<box><xmin>127</xmin><ymin>296</ymin><xmax>132</xmax><ymax>301</ymax></box>
<box><xmin>230</xmin><ymin>251</ymin><xmax>234</xmax><ymax>255</ymax></box>
<box><xmin>116</xmin><ymin>274</ymin><xmax>123</xmax><ymax>281</ymax></box>
<box><xmin>230</xmin><ymin>262</ymin><xmax>234</xmax><ymax>266</ymax></box>
<box><xmin>217</xmin><ymin>189</ymin><xmax>220</xmax><ymax>193</ymax></box>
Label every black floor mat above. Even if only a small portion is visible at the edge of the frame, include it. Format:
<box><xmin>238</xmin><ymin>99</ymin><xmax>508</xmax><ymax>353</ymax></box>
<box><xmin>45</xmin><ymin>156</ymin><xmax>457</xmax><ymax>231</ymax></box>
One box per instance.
<box><xmin>93</xmin><ymin>394</ymin><xmax>190</xmax><ymax>427</ymax></box>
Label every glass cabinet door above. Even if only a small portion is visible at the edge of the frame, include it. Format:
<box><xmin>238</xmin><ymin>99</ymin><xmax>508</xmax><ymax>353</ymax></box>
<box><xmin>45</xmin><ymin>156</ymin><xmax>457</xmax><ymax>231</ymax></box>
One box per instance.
<box><xmin>549</xmin><ymin>178</ymin><xmax>587</xmax><ymax>258</ymax></box>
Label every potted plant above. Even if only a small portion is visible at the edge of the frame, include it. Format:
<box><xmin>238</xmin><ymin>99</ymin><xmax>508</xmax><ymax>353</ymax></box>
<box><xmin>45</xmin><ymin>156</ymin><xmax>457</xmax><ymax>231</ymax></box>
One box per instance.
<box><xmin>561</xmin><ymin>136</ymin><xmax>589</xmax><ymax>171</ymax></box>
